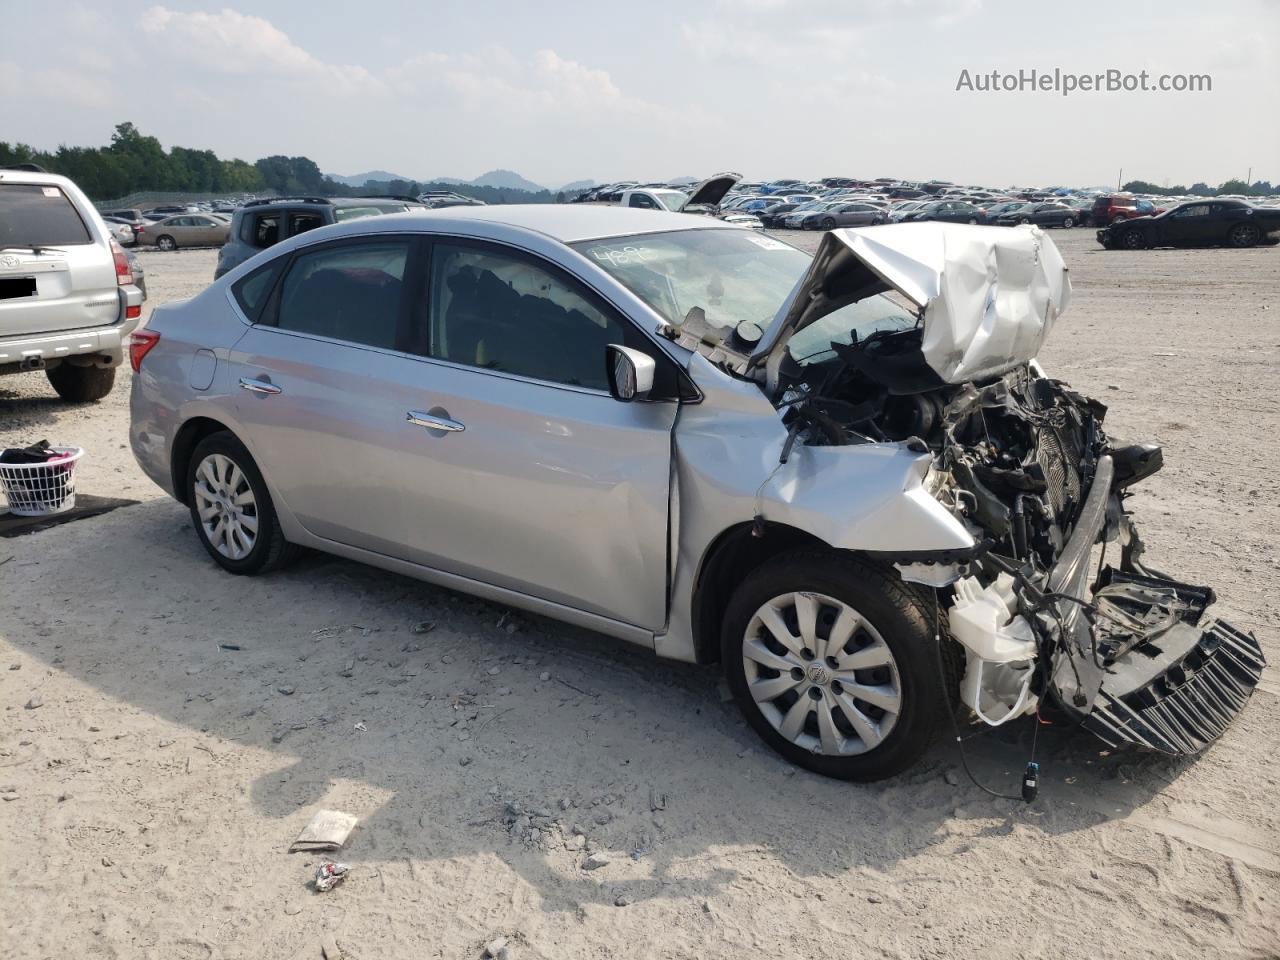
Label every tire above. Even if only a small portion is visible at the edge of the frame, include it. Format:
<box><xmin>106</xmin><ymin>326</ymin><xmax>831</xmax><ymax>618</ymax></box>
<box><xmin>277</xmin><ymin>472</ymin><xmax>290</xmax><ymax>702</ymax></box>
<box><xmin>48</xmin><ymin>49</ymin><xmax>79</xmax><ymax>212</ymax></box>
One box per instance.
<box><xmin>822</xmin><ymin>217</ymin><xmax>837</xmax><ymax>230</ymax></box>
<box><xmin>46</xmin><ymin>363</ymin><xmax>115</xmax><ymax>402</ymax></box>
<box><xmin>721</xmin><ymin>549</ymin><xmax>956</xmax><ymax>781</ymax></box>
<box><xmin>1228</xmin><ymin>223</ymin><xmax>1260</xmax><ymax>248</ymax></box>
<box><xmin>1122</xmin><ymin>229</ymin><xmax>1148</xmax><ymax>250</ymax></box>
<box><xmin>186</xmin><ymin>432</ymin><xmax>299</xmax><ymax>575</ymax></box>
<box><xmin>156</xmin><ymin>234</ymin><xmax>177</xmax><ymax>251</ymax></box>
<box><xmin>1019</xmin><ymin>218</ymin><xmax>1031</xmax><ymax>226</ymax></box>
<box><xmin>967</xmin><ymin>217</ymin><xmax>979</xmax><ymax>224</ymax></box>
<box><xmin>1062</xmin><ymin>216</ymin><xmax>1075</xmax><ymax>229</ymax></box>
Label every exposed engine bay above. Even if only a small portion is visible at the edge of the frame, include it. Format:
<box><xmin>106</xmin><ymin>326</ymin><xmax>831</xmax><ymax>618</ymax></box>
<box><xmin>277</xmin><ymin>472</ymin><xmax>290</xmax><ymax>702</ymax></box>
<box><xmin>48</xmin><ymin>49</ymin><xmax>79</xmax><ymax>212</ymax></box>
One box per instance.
<box><xmin>771</xmin><ymin>319</ymin><xmax>1266</xmax><ymax>756</ymax></box>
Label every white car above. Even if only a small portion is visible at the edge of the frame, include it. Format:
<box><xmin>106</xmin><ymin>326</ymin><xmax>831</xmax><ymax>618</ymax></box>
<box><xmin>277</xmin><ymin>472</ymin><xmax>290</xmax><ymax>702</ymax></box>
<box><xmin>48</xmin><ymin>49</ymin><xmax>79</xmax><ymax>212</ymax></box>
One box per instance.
<box><xmin>0</xmin><ymin>164</ymin><xmax>144</xmax><ymax>401</ymax></box>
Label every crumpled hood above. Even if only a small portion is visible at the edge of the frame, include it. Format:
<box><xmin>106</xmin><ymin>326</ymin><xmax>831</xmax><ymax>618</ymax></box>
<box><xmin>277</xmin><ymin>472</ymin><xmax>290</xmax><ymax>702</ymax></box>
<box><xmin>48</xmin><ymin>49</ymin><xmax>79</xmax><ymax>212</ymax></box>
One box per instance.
<box><xmin>751</xmin><ymin>221</ymin><xmax>1071</xmax><ymax>383</ymax></box>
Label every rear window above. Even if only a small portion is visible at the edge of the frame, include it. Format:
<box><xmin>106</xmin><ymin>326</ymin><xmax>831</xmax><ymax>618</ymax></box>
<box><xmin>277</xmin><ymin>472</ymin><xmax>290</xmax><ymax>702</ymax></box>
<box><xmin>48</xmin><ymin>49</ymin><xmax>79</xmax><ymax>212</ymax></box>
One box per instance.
<box><xmin>231</xmin><ymin>262</ymin><xmax>282</xmax><ymax>322</ymax></box>
<box><xmin>0</xmin><ymin>183</ymin><xmax>93</xmax><ymax>247</ymax></box>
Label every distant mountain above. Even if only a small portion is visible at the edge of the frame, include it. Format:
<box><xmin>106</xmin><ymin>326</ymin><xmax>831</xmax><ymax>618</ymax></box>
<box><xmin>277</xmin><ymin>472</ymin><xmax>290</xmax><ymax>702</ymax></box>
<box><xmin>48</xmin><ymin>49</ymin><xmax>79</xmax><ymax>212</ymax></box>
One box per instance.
<box><xmin>470</xmin><ymin>169</ymin><xmax>547</xmax><ymax>192</ymax></box>
<box><xmin>327</xmin><ymin>168</ymin><xmax>551</xmax><ymax>194</ymax></box>
<box><xmin>559</xmin><ymin>179</ymin><xmax>596</xmax><ymax>192</ymax></box>
<box><xmin>326</xmin><ymin>169</ymin><xmax>414</xmax><ymax>187</ymax></box>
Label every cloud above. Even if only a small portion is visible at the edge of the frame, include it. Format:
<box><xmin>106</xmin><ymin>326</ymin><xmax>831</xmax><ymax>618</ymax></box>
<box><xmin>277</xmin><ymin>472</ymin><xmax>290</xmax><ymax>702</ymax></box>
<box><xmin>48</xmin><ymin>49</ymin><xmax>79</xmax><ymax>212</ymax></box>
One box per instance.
<box><xmin>139</xmin><ymin>6</ymin><xmax>382</xmax><ymax>92</ymax></box>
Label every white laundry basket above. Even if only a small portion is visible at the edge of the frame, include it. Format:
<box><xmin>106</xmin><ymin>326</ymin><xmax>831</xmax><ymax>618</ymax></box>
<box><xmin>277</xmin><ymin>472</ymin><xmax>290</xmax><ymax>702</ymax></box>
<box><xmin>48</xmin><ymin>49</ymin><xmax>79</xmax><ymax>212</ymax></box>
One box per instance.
<box><xmin>0</xmin><ymin>447</ymin><xmax>84</xmax><ymax>516</ymax></box>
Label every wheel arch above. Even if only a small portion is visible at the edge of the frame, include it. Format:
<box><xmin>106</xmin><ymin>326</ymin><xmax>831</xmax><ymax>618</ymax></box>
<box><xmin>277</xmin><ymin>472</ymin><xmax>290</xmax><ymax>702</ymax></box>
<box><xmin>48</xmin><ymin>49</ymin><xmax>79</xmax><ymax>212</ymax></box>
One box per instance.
<box><xmin>690</xmin><ymin>521</ymin><xmax>831</xmax><ymax>664</ymax></box>
<box><xmin>171</xmin><ymin>416</ymin><xmax>237</xmax><ymax>505</ymax></box>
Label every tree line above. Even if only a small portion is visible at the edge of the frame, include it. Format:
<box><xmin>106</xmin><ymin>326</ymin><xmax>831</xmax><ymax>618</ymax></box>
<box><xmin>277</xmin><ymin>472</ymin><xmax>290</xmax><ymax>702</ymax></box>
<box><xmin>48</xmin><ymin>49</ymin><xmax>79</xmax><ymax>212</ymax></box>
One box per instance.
<box><xmin>0</xmin><ymin>122</ymin><xmax>555</xmax><ymax>204</ymax></box>
<box><xmin>1121</xmin><ymin>178</ymin><xmax>1275</xmax><ymax>197</ymax></box>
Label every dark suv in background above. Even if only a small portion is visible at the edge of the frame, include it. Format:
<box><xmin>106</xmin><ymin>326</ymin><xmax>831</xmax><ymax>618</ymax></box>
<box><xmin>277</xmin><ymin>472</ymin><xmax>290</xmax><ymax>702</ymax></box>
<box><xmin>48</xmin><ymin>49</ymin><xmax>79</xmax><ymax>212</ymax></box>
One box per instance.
<box><xmin>214</xmin><ymin>195</ymin><xmax>423</xmax><ymax>278</ymax></box>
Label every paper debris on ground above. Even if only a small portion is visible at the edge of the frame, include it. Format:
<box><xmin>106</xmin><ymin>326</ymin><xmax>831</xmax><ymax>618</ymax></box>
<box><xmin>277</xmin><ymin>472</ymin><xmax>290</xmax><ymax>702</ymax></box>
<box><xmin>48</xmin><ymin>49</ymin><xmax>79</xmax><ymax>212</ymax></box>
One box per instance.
<box><xmin>291</xmin><ymin>810</ymin><xmax>359</xmax><ymax>852</ymax></box>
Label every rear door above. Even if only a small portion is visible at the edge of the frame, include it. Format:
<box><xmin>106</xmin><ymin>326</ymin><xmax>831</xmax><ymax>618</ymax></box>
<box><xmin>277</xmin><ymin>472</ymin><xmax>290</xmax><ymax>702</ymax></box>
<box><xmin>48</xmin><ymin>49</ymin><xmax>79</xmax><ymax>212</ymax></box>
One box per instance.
<box><xmin>229</xmin><ymin>234</ymin><xmax>427</xmax><ymax>555</ymax></box>
<box><xmin>0</xmin><ymin>181</ymin><xmax>115</xmax><ymax>337</ymax></box>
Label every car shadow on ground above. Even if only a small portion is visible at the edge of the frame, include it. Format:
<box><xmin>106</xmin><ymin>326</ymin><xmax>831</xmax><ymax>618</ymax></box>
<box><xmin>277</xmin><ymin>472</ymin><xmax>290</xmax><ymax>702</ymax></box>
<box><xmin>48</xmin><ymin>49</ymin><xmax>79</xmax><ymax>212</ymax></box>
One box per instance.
<box><xmin>1</xmin><ymin>498</ymin><xmax>1205</xmax><ymax>914</ymax></box>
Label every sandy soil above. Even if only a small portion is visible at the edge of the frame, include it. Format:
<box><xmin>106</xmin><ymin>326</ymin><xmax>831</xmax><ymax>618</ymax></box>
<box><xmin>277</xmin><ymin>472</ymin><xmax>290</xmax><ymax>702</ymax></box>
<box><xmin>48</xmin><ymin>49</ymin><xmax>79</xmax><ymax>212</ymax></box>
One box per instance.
<box><xmin>1</xmin><ymin>232</ymin><xmax>1277</xmax><ymax>960</ymax></box>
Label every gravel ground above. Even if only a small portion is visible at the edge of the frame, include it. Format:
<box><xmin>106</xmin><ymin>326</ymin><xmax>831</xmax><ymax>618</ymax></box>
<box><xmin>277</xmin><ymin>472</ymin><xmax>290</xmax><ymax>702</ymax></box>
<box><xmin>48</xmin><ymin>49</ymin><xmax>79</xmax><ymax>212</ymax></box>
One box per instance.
<box><xmin>1</xmin><ymin>231</ymin><xmax>1277</xmax><ymax>960</ymax></box>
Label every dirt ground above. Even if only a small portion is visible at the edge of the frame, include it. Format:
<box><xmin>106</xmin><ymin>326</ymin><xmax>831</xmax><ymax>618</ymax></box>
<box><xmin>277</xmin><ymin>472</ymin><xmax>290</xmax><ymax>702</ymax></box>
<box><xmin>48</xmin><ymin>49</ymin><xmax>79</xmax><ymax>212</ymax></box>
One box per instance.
<box><xmin>1</xmin><ymin>230</ymin><xmax>1277</xmax><ymax>960</ymax></box>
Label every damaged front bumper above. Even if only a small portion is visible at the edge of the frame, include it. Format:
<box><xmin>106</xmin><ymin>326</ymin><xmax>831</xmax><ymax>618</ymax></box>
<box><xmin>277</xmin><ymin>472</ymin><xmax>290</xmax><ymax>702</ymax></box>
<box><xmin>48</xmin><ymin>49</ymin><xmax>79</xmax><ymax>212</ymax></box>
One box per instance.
<box><xmin>944</xmin><ymin>451</ymin><xmax>1266</xmax><ymax>756</ymax></box>
<box><xmin>1045</xmin><ymin>456</ymin><xmax>1266</xmax><ymax>753</ymax></box>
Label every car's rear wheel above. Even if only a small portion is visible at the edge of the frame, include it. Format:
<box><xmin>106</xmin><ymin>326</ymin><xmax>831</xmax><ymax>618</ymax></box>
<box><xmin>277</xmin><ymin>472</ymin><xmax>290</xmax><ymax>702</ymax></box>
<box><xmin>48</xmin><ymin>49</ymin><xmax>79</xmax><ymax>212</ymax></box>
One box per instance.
<box><xmin>46</xmin><ymin>363</ymin><xmax>115</xmax><ymax>402</ymax></box>
<box><xmin>156</xmin><ymin>235</ymin><xmax>177</xmax><ymax>251</ymax></box>
<box><xmin>1228</xmin><ymin>223</ymin><xmax>1260</xmax><ymax>248</ymax></box>
<box><xmin>1122</xmin><ymin>229</ymin><xmax>1148</xmax><ymax>250</ymax></box>
<box><xmin>187</xmin><ymin>432</ymin><xmax>298</xmax><ymax>575</ymax></box>
<box><xmin>721</xmin><ymin>550</ymin><xmax>954</xmax><ymax>781</ymax></box>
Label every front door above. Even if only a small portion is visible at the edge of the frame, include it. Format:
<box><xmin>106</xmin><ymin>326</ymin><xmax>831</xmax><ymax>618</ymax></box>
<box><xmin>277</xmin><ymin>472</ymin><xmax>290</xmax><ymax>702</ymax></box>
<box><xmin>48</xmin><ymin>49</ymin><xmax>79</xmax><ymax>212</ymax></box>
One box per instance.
<box><xmin>391</xmin><ymin>238</ymin><xmax>678</xmax><ymax>630</ymax></box>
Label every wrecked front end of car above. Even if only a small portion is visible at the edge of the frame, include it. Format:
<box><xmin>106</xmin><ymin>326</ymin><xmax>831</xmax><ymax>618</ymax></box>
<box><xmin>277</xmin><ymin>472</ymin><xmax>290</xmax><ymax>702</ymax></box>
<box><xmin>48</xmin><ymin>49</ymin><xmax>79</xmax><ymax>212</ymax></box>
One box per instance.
<box><xmin>749</xmin><ymin>222</ymin><xmax>1266</xmax><ymax>756</ymax></box>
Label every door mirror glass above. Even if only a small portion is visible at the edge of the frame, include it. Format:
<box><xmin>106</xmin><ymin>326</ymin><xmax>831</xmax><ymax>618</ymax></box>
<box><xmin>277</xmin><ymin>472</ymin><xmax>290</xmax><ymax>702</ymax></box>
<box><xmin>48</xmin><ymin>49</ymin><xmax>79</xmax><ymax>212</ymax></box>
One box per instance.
<box><xmin>606</xmin><ymin>344</ymin><xmax>655</xmax><ymax>402</ymax></box>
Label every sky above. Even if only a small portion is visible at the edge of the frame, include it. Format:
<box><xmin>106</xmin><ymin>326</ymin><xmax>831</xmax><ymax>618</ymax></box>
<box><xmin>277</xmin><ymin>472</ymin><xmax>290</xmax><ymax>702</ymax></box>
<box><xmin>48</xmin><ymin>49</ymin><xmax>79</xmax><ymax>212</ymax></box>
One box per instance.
<box><xmin>2</xmin><ymin>0</ymin><xmax>1276</xmax><ymax>190</ymax></box>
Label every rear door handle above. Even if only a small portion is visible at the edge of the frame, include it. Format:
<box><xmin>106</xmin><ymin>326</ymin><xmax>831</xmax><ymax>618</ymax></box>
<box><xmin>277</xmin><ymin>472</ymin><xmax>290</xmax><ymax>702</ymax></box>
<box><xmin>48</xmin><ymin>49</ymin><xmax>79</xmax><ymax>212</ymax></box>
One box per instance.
<box><xmin>407</xmin><ymin>410</ymin><xmax>465</xmax><ymax>433</ymax></box>
<box><xmin>240</xmin><ymin>377</ymin><xmax>282</xmax><ymax>395</ymax></box>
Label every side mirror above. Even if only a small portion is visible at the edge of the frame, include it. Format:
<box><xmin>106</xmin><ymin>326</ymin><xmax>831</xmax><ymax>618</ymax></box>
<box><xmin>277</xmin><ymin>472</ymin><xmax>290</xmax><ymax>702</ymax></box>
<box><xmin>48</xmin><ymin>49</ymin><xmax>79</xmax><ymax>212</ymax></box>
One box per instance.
<box><xmin>605</xmin><ymin>344</ymin><xmax>655</xmax><ymax>402</ymax></box>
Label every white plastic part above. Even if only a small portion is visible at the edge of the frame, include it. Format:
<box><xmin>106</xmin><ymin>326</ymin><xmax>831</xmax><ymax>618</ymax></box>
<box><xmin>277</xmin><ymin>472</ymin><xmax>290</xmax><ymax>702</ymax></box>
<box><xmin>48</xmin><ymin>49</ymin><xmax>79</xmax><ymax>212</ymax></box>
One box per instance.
<box><xmin>948</xmin><ymin>573</ymin><xmax>1039</xmax><ymax>726</ymax></box>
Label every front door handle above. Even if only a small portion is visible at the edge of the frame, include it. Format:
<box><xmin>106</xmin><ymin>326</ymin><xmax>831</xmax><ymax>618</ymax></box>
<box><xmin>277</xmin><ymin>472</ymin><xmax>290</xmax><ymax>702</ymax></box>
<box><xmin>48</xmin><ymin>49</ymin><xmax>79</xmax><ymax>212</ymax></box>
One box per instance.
<box><xmin>407</xmin><ymin>410</ymin><xmax>465</xmax><ymax>433</ymax></box>
<box><xmin>240</xmin><ymin>377</ymin><xmax>282</xmax><ymax>395</ymax></box>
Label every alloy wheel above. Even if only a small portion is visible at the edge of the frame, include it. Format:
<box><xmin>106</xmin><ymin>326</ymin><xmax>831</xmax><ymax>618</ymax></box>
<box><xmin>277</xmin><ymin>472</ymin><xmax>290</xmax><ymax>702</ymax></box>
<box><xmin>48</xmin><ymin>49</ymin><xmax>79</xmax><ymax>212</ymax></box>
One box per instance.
<box><xmin>1229</xmin><ymin>224</ymin><xmax>1259</xmax><ymax>247</ymax></box>
<box><xmin>193</xmin><ymin>453</ymin><xmax>259</xmax><ymax>560</ymax></box>
<box><xmin>741</xmin><ymin>591</ymin><xmax>902</xmax><ymax>756</ymax></box>
<box><xmin>1123</xmin><ymin>230</ymin><xmax>1146</xmax><ymax>250</ymax></box>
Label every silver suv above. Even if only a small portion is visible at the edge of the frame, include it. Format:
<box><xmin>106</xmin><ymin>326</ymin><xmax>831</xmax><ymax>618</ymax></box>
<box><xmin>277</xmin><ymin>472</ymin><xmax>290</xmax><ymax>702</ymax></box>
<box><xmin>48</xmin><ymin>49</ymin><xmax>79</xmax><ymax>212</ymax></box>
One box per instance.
<box><xmin>128</xmin><ymin>207</ymin><xmax>1264</xmax><ymax>780</ymax></box>
<box><xmin>1</xmin><ymin>165</ymin><xmax>144</xmax><ymax>401</ymax></box>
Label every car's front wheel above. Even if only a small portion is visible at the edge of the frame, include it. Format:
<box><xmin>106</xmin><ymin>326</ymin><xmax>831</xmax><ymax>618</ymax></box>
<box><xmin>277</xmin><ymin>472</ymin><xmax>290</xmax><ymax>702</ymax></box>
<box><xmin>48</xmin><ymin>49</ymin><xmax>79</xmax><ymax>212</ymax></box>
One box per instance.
<box><xmin>1122</xmin><ymin>229</ymin><xmax>1148</xmax><ymax>250</ymax></box>
<box><xmin>187</xmin><ymin>432</ymin><xmax>298</xmax><ymax>575</ymax></box>
<box><xmin>721</xmin><ymin>551</ymin><xmax>954</xmax><ymax>781</ymax></box>
<box><xmin>1062</xmin><ymin>216</ymin><xmax>1075</xmax><ymax>228</ymax></box>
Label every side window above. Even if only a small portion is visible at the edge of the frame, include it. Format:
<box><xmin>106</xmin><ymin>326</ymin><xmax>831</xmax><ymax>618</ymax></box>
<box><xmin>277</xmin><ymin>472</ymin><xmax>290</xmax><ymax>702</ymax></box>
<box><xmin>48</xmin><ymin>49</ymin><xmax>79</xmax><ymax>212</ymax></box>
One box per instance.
<box><xmin>231</xmin><ymin>261</ymin><xmax>282</xmax><ymax>322</ymax></box>
<box><xmin>245</xmin><ymin>212</ymin><xmax>281</xmax><ymax>248</ymax></box>
<box><xmin>274</xmin><ymin>240</ymin><xmax>409</xmax><ymax>349</ymax></box>
<box><xmin>289</xmin><ymin>212</ymin><xmax>325</xmax><ymax>236</ymax></box>
<box><xmin>1174</xmin><ymin>204</ymin><xmax>1209</xmax><ymax>218</ymax></box>
<box><xmin>427</xmin><ymin>242</ymin><xmax>625</xmax><ymax>391</ymax></box>
<box><xmin>628</xmin><ymin>194</ymin><xmax>657</xmax><ymax>209</ymax></box>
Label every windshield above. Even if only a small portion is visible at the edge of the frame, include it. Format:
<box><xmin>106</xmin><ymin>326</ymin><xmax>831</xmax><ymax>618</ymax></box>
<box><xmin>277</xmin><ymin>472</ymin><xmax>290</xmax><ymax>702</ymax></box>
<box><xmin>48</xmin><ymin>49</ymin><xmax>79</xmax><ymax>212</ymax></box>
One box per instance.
<box><xmin>0</xmin><ymin>183</ymin><xmax>92</xmax><ymax>247</ymax></box>
<box><xmin>656</xmin><ymin>191</ymin><xmax>688</xmax><ymax>212</ymax></box>
<box><xmin>784</xmin><ymin>292</ymin><xmax>920</xmax><ymax>365</ymax></box>
<box><xmin>574</xmin><ymin>228</ymin><xmax>812</xmax><ymax>334</ymax></box>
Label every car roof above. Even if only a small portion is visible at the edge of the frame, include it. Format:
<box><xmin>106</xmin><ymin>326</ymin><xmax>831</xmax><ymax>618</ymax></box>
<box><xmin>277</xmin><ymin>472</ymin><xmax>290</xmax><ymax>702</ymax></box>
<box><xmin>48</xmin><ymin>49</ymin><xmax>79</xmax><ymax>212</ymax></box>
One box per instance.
<box><xmin>396</xmin><ymin>204</ymin><xmax>727</xmax><ymax>243</ymax></box>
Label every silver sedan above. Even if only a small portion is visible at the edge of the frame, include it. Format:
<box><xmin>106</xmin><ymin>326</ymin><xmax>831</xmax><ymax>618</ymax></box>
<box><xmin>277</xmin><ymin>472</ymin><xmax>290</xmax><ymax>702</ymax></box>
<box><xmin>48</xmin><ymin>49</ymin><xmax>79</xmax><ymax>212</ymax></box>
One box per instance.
<box><xmin>128</xmin><ymin>208</ymin><xmax>1265</xmax><ymax>780</ymax></box>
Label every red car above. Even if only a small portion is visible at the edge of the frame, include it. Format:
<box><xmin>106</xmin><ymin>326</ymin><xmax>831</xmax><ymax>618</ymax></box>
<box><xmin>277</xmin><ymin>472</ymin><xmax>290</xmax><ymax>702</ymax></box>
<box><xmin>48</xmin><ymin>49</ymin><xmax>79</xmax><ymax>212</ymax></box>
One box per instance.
<box><xmin>1091</xmin><ymin>195</ymin><xmax>1163</xmax><ymax>225</ymax></box>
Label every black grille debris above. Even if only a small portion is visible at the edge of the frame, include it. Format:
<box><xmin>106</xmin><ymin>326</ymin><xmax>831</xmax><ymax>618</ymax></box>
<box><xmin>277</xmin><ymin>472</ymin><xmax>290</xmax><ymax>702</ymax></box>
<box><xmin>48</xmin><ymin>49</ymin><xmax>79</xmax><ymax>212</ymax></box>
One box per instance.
<box><xmin>1083</xmin><ymin>620</ymin><xmax>1266</xmax><ymax>755</ymax></box>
